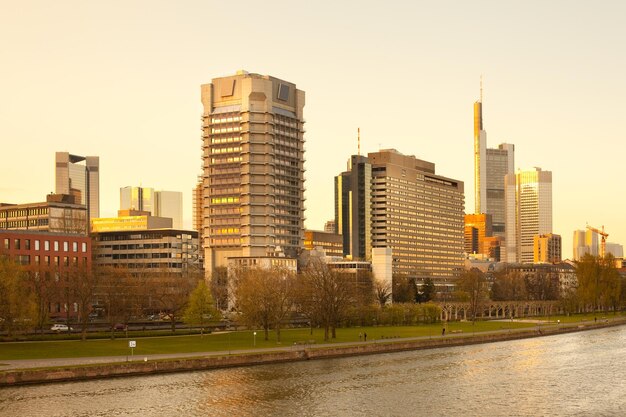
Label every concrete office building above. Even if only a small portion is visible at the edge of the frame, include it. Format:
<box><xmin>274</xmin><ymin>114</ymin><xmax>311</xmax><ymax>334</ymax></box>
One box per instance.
<box><xmin>120</xmin><ymin>186</ymin><xmax>183</xmax><ymax>229</ymax></box>
<box><xmin>473</xmin><ymin>87</ymin><xmax>515</xmax><ymax>237</ymax></box>
<box><xmin>92</xmin><ymin>229</ymin><xmax>201</xmax><ymax>275</ymax></box>
<box><xmin>335</xmin><ymin>155</ymin><xmax>372</xmax><ymax>260</ymax></box>
<box><xmin>505</xmin><ymin>168</ymin><xmax>553</xmax><ymax>263</ymax></box>
<box><xmin>55</xmin><ymin>152</ymin><xmax>99</xmax><ymax>221</ymax></box>
<box><xmin>534</xmin><ymin>233</ymin><xmax>562</xmax><ymax>263</ymax></box>
<box><xmin>0</xmin><ymin>194</ymin><xmax>88</xmax><ymax>235</ymax></box>
<box><xmin>201</xmin><ymin>71</ymin><xmax>305</xmax><ymax>275</ymax></box>
<box><xmin>370</xmin><ymin>150</ymin><xmax>464</xmax><ymax>280</ymax></box>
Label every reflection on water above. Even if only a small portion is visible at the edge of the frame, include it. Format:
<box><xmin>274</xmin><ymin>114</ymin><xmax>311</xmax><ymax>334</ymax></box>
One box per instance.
<box><xmin>1</xmin><ymin>326</ymin><xmax>626</xmax><ymax>416</ymax></box>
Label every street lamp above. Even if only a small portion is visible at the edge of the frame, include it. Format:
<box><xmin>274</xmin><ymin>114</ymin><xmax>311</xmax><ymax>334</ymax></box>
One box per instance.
<box><xmin>253</xmin><ymin>331</ymin><xmax>257</xmax><ymax>347</ymax></box>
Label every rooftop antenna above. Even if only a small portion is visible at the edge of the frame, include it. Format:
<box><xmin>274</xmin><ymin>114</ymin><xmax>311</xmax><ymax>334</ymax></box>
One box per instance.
<box><xmin>358</xmin><ymin>127</ymin><xmax>361</xmax><ymax>156</ymax></box>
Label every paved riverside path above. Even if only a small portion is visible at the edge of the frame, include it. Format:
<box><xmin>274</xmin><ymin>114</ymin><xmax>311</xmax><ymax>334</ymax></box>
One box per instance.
<box><xmin>0</xmin><ymin>319</ymin><xmax>618</xmax><ymax>372</ymax></box>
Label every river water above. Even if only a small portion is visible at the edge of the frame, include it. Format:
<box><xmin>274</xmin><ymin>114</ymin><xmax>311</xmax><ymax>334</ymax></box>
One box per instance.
<box><xmin>1</xmin><ymin>325</ymin><xmax>625</xmax><ymax>417</ymax></box>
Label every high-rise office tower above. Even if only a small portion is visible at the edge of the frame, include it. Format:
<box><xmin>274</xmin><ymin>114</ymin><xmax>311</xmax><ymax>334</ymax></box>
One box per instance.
<box><xmin>155</xmin><ymin>191</ymin><xmax>183</xmax><ymax>230</ymax></box>
<box><xmin>201</xmin><ymin>71</ymin><xmax>305</xmax><ymax>274</ymax></box>
<box><xmin>120</xmin><ymin>186</ymin><xmax>183</xmax><ymax>229</ymax></box>
<box><xmin>370</xmin><ymin>150</ymin><xmax>464</xmax><ymax>279</ymax></box>
<box><xmin>473</xmin><ymin>84</ymin><xmax>515</xmax><ymax>237</ymax></box>
<box><xmin>504</xmin><ymin>168</ymin><xmax>553</xmax><ymax>263</ymax></box>
<box><xmin>335</xmin><ymin>155</ymin><xmax>372</xmax><ymax>260</ymax></box>
<box><xmin>534</xmin><ymin>233</ymin><xmax>562</xmax><ymax>263</ymax></box>
<box><xmin>120</xmin><ymin>186</ymin><xmax>155</xmax><ymax>214</ymax></box>
<box><xmin>572</xmin><ymin>229</ymin><xmax>588</xmax><ymax>260</ymax></box>
<box><xmin>55</xmin><ymin>152</ymin><xmax>99</xmax><ymax>221</ymax></box>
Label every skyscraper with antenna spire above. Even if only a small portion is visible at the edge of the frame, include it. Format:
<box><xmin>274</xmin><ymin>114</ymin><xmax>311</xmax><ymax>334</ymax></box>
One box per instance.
<box><xmin>472</xmin><ymin>79</ymin><xmax>515</xmax><ymax>239</ymax></box>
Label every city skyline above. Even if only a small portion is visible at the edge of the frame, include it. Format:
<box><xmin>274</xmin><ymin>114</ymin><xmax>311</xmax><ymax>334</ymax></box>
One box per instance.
<box><xmin>1</xmin><ymin>1</ymin><xmax>625</xmax><ymax>258</ymax></box>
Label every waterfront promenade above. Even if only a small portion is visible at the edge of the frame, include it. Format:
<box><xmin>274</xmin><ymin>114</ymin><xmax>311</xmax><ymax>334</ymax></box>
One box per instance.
<box><xmin>2</xmin><ymin>317</ymin><xmax>625</xmax><ymax>386</ymax></box>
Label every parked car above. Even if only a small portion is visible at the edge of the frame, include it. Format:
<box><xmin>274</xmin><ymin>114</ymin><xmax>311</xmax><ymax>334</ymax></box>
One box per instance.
<box><xmin>112</xmin><ymin>323</ymin><xmax>127</xmax><ymax>331</ymax></box>
<box><xmin>51</xmin><ymin>324</ymin><xmax>72</xmax><ymax>332</ymax></box>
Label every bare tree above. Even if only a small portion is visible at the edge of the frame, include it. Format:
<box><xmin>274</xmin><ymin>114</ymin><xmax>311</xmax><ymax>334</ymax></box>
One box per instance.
<box><xmin>25</xmin><ymin>264</ymin><xmax>56</xmax><ymax>334</ymax></box>
<box><xmin>95</xmin><ymin>266</ymin><xmax>136</xmax><ymax>338</ymax></box>
<box><xmin>298</xmin><ymin>259</ymin><xmax>355</xmax><ymax>341</ymax></box>
<box><xmin>456</xmin><ymin>268</ymin><xmax>488</xmax><ymax>322</ymax></box>
<box><xmin>68</xmin><ymin>266</ymin><xmax>99</xmax><ymax>340</ymax></box>
<box><xmin>210</xmin><ymin>266</ymin><xmax>229</xmax><ymax>312</ymax></box>
<box><xmin>154</xmin><ymin>272</ymin><xmax>198</xmax><ymax>333</ymax></box>
<box><xmin>231</xmin><ymin>267</ymin><xmax>296</xmax><ymax>342</ymax></box>
<box><xmin>374</xmin><ymin>279</ymin><xmax>392</xmax><ymax>307</ymax></box>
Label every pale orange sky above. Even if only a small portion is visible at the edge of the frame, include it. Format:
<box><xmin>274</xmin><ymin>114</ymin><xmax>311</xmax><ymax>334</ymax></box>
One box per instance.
<box><xmin>1</xmin><ymin>1</ymin><xmax>625</xmax><ymax>258</ymax></box>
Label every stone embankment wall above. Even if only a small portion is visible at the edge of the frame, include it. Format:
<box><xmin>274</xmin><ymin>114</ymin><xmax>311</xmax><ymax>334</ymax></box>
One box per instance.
<box><xmin>2</xmin><ymin>319</ymin><xmax>624</xmax><ymax>387</ymax></box>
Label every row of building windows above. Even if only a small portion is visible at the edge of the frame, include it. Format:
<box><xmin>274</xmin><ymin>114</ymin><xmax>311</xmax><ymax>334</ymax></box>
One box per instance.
<box><xmin>211</xmin><ymin>197</ymin><xmax>240</xmax><ymax>205</ymax></box>
<box><xmin>211</xmin><ymin>136</ymin><xmax>241</xmax><ymax>144</ymax></box>
<box><xmin>211</xmin><ymin>116</ymin><xmax>242</xmax><ymax>124</ymax></box>
<box><xmin>0</xmin><ymin>207</ymin><xmax>49</xmax><ymax>218</ymax></box>
<box><xmin>96</xmin><ymin>243</ymin><xmax>177</xmax><ymax>250</ymax></box>
<box><xmin>211</xmin><ymin>156</ymin><xmax>242</xmax><ymax>164</ymax></box>
<box><xmin>3</xmin><ymin>238</ymin><xmax>87</xmax><ymax>253</ymax></box>
<box><xmin>1</xmin><ymin>219</ymin><xmax>49</xmax><ymax>228</ymax></box>
<box><xmin>211</xmin><ymin>146</ymin><xmax>242</xmax><ymax>154</ymax></box>
<box><xmin>211</xmin><ymin>126</ymin><xmax>241</xmax><ymax>134</ymax></box>
<box><xmin>14</xmin><ymin>254</ymin><xmax>88</xmax><ymax>267</ymax></box>
<box><xmin>97</xmin><ymin>262</ymin><xmax>184</xmax><ymax>269</ymax></box>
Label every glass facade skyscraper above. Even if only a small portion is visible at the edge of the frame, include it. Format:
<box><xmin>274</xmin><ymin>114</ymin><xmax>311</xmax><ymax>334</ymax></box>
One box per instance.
<box><xmin>55</xmin><ymin>152</ymin><xmax>99</xmax><ymax>222</ymax></box>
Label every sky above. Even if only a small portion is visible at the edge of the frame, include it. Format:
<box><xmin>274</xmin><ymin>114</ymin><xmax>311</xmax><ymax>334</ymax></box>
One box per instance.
<box><xmin>1</xmin><ymin>1</ymin><xmax>625</xmax><ymax>259</ymax></box>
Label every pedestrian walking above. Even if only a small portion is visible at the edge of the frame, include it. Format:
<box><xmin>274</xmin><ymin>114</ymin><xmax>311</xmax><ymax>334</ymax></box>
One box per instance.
<box><xmin>364</xmin><ymin>332</ymin><xmax>367</xmax><ymax>341</ymax></box>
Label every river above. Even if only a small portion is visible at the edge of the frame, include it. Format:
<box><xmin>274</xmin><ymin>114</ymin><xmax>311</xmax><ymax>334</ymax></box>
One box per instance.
<box><xmin>1</xmin><ymin>325</ymin><xmax>625</xmax><ymax>416</ymax></box>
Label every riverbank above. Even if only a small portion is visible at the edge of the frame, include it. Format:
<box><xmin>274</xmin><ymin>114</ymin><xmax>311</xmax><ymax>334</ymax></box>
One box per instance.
<box><xmin>2</xmin><ymin>317</ymin><xmax>625</xmax><ymax>387</ymax></box>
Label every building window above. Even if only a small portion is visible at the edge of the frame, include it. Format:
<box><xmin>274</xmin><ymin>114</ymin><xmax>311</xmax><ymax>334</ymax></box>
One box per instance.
<box><xmin>35</xmin><ymin>255</ymin><xmax>40</xmax><ymax>265</ymax></box>
<box><xmin>73</xmin><ymin>242</ymin><xmax>78</xmax><ymax>252</ymax></box>
<box><xmin>45</xmin><ymin>240</ymin><xmax>50</xmax><ymax>251</ymax></box>
<box><xmin>54</xmin><ymin>241</ymin><xmax>59</xmax><ymax>251</ymax></box>
<box><xmin>35</xmin><ymin>240</ymin><xmax>40</xmax><ymax>250</ymax></box>
<box><xmin>63</xmin><ymin>257</ymin><xmax>69</xmax><ymax>267</ymax></box>
<box><xmin>44</xmin><ymin>256</ymin><xmax>50</xmax><ymax>265</ymax></box>
<box><xmin>63</xmin><ymin>241</ymin><xmax>69</xmax><ymax>252</ymax></box>
<box><xmin>14</xmin><ymin>239</ymin><xmax>20</xmax><ymax>250</ymax></box>
<box><xmin>25</xmin><ymin>239</ymin><xmax>31</xmax><ymax>250</ymax></box>
<box><xmin>3</xmin><ymin>238</ymin><xmax>8</xmax><ymax>250</ymax></box>
<box><xmin>54</xmin><ymin>256</ymin><xmax>59</xmax><ymax>266</ymax></box>
<box><xmin>82</xmin><ymin>242</ymin><xmax>87</xmax><ymax>252</ymax></box>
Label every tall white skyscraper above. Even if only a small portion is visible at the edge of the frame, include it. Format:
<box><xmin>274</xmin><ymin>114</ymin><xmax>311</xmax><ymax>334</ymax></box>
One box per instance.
<box><xmin>55</xmin><ymin>152</ymin><xmax>99</xmax><ymax>221</ymax></box>
<box><xmin>504</xmin><ymin>168</ymin><xmax>553</xmax><ymax>263</ymax></box>
<box><xmin>201</xmin><ymin>71</ymin><xmax>306</xmax><ymax>275</ymax></box>
<box><xmin>473</xmin><ymin>84</ymin><xmax>515</xmax><ymax>237</ymax></box>
<box><xmin>120</xmin><ymin>186</ymin><xmax>182</xmax><ymax>229</ymax></box>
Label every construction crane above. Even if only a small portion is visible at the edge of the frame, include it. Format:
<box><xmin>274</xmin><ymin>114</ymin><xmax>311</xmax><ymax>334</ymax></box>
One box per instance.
<box><xmin>586</xmin><ymin>224</ymin><xmax>609</xmax><ymax>258</ymax></box>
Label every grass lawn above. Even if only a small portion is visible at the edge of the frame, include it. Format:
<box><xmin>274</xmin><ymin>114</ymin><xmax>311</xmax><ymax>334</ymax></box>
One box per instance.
<box><xmin>532</xmin><ymin>311</ymin><xmax>624</xmax><ymax>323</ymax></box>
<box><xmin>0</xmin><ymin>320</ymin><xmax>539</xmax><ymax>361</ymax></box>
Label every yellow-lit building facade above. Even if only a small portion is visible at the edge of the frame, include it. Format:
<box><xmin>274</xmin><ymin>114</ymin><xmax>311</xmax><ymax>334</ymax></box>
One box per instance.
<box><xmin>90</xmin><ymin>210</ymin><xmax>172</xmax><ymax>233</ymax></box>
<box><xmin>304</xmin><ymin>229</ymin><xmax>343</xmax><ymax>258</ymax></box>
<box><xmin>533</xmin><ymin>233</ymin><xmax>562</xmax><ymax>263</ymax></box>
